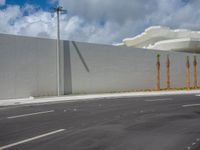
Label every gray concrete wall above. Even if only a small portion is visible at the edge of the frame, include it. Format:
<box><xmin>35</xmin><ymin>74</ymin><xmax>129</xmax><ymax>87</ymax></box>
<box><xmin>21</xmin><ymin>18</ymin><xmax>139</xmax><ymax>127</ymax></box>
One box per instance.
<box><xmin>0</xmin><ymin>33</ymin><xmax>200</xmax><ymax>99</ymax></box>
<box><xmin>0</xmin><ymin>34</ymin><xmax>58</xmax><ymax>99</ymax></box>
<box><xmin>68</xmin><ymin>41</ymin><xmax>200</xmax><ymax>94</ymax></box>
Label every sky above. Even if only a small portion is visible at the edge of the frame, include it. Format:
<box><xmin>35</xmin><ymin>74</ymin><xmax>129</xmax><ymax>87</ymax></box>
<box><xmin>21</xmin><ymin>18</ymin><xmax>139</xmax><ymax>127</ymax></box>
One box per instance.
<box><xmin>0</xmin><ymin>0</ymin><xmax>199</xmax><ymax>44</ymax></box>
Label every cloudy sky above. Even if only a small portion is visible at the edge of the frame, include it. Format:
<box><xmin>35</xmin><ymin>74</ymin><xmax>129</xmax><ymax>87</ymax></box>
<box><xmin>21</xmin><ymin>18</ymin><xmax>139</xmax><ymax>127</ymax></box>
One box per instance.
<box><xmin>0</xmin><ymin>0</ymin><xmax>199</xmax><ymax>44</ymax></box>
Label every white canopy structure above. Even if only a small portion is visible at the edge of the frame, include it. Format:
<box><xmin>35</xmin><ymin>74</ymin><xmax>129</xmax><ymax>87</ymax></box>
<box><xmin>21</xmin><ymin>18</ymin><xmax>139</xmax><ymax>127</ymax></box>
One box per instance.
<box><xmin>115</xmin><ymin>26</ymin><xmax>200</xmax><ymax>53</ymax></box>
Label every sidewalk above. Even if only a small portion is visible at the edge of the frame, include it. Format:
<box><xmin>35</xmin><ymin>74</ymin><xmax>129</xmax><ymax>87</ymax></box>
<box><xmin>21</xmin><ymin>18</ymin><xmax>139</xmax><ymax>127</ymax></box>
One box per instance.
<box><xmin>1</xmin><ymin>90</ymin><xmax>200</xmax><ymax>107</ymax></box>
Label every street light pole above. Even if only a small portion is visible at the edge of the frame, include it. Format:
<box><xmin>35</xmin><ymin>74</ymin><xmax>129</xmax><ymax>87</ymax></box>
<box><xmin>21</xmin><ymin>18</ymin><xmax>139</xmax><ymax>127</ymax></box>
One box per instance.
<box><xmin>54</xmin><ymin>6</ymin><xmax>67</xmax><ymax>96</ymax></box>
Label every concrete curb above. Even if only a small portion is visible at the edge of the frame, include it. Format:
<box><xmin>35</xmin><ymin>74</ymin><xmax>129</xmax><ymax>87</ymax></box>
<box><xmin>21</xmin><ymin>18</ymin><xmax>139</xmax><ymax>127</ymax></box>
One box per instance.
<box><xmin>1</xmin><ymin>90</ymin><xmax>200</xmax><ymax>107</ymax></box>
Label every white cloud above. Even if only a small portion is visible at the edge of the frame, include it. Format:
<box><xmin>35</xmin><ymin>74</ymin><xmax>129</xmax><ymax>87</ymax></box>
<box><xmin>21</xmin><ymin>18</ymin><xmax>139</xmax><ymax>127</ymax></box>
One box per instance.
<box><xmin>60</xmin><ymin>0</ymin><xmax>200</xmax><ymax>43</ymax></box>
<box><xmin>0</xmin><ymin>0</ymin><xmax>5</xmax><ymax>6</ymax></box>
<box><xmin>0</xmin><ymin>1</ymin><xmax>200</xmax><ymax>44</ymax></box>
<box><xmin>0</xmin><ymin>6</ymin><xmax>56</xmax><ymax>38</ymax></box>
<box><xmin>61</xmin><ymin>0</ymin><xmax>157</xmax><ymax>24</ymax></box>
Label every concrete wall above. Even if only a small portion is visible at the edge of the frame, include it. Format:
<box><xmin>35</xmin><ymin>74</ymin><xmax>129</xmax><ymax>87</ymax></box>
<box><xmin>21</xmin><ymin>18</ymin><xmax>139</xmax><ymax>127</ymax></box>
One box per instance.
<box><xmin>0</xmin><ymin>34</ymin><xmax>58</xmax><ymax>99</ymax></box>
<box><xmin>0</xmin><ymin>33</ymin><xmax>200</xmax><ymax>99</ymax></box>
<box><xmin>68</xmin><ymin>41</ymin><xmax>200</xmax><ymax>94</ymax></box>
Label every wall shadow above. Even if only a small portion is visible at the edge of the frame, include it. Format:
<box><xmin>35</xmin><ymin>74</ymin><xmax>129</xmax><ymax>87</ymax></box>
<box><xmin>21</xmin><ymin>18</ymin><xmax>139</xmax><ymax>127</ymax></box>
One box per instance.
<box><xmin>72</xmin><ymin>41</ymin><xmax>90</xmax><ymax>72</ymax></box>
<box><xmin>64</xmin><ymin>41</ymin><xmax>72</xmax><ymax>94</ymax></box>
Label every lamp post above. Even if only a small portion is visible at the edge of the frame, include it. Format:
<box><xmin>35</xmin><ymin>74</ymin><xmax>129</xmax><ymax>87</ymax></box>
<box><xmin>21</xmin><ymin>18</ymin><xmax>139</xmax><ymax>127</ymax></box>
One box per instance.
<box><xmin>53</xmin><ymin>6</ymin><xmax>67</xmax><ymax>96</ymax></box>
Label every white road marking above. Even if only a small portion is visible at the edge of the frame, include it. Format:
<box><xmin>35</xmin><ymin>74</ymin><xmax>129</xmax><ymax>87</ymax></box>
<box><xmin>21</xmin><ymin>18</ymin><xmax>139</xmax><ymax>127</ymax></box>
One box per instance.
<box><xmin>144</xmin><ymin>98</ymin><xmax>172</xmax><ymax>102</ymax></box>
<box><xmin>0</xmin><ymin>129</ymin><xmax>65</xmax><ymax>150</ymax></box>
<box><xmin>182</xmin><ymin>103</ymin><xmax>200</xmax><ymax>107</ymax></box>
<box><xmin>7</xmin><ymin>110</ymin><xmax>54</xmax><ymax>119</ymax></box>
<box><xmin>140</xmin><ymin>110</ymin><xmax>144</xmax><ymax>113</ymax></box>
<box><xmin>192</xmin><ymin>142</ymin><xmax>196</xmax><ymax>145</ymax></box>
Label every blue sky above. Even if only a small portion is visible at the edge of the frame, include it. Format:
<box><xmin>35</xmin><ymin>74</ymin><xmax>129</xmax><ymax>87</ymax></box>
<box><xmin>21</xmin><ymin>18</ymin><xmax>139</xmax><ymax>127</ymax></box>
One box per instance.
<box><xmin>6</xmin><ymin>0</ymin><xmax>57</xmax><ymax>10</ymax></box>
<box><xmin>0</xmin><ymin>0</ymin><xmax>199</xmax><ymax>44</ymax></box>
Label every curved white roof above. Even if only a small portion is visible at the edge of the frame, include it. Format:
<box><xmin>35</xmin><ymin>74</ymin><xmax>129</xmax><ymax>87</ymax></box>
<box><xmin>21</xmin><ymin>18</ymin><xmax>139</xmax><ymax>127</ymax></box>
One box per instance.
<box><xmin>118</xmin><ymin>26</ymin><xmax>200</xmax><ymax>53</ymax></box>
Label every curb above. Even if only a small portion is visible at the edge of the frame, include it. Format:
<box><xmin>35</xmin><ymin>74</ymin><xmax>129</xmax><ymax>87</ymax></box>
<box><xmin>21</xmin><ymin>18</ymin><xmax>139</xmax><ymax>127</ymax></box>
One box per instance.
<box><xmin>1</xmin><ymin>90</ymin><xmax>200</xmax><ymax>107</ymax></box>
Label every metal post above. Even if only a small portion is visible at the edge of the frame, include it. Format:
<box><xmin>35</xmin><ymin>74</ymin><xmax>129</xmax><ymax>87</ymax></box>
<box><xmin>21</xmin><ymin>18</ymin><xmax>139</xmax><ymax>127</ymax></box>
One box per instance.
<box><xmin>54</xmin><ymin>6</ymin><xmax>67</xmax><ymax>96</ymax></box>
<box><xmin>56</xmin><ymin>8</ymin><xmax>60</xmax><ymax>96</ymax></box>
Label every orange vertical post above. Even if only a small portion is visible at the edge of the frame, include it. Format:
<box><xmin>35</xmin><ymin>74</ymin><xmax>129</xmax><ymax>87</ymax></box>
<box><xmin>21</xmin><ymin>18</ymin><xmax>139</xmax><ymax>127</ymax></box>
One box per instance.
<box><xmin>156</xmin><ymin>54</ymin><xmax>160</xmax><ymax>91</ymax></box>
<box><xmin>186</xmin><ymin>56</ymin><xmax>190</xmax><ymax>90</ymax></box>
<box><xmin>193</xmin><ymin>55</ymin><xmax>197</xmax><ymax>88</ymax></box>
<box><xmin>166</xmin><ymin>54</ymin><xmax>170</xmax><ymax>89</ymax></box>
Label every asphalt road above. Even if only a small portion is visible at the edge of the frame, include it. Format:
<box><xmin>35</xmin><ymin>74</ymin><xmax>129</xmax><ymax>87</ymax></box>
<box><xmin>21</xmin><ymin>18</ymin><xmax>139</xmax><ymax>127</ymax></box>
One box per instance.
<box><xmin>1</xmin><ymin>94</ymin><xmax>200</xmax><ymax>150</ymax></box>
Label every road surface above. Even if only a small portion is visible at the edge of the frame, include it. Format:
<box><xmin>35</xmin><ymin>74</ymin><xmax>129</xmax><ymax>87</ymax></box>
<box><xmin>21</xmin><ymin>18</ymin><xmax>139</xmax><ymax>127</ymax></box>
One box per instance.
<box><xmin>1</xmin><ymin>94</ymin><xmax>200</xmax><ymax>150</ymax></box>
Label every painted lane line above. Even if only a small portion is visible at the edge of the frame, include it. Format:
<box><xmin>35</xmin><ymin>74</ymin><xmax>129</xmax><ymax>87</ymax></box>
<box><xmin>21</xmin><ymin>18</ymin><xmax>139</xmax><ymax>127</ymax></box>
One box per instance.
<box><xmin>145</xmin><ymin>98</ymin><xmax>172</xmax><ymax>102</ymax></box>
<box><xmin>0</xmin><ymin>129</ymin><xmax>66</xmax><ymax>150</ymax></box>
<box><xmin>182</xmin><ymin>103</ymin><xmax>200</xmax><ymax>107</ymax></box>
<box><xmin>7</xmin><ymin>110</ymin><xmax>55</xmax><ymax>119</ymax></box>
